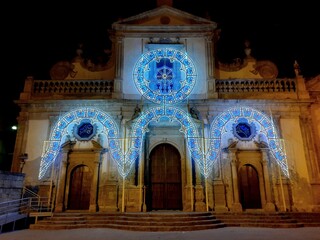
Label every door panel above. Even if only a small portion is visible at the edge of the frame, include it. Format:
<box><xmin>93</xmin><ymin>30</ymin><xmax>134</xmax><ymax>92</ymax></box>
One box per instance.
<box><xmin>239</xmin><ymin>164</ymin><xmax>261</xmax><ymax>209</ymax></box>
<box><xmin>150</xmin><ymin>143</ymin><xmax>182</xmax><ymax>210</ymax></box>
<box><xmin>68</xmin><ymin>165</ymin><xmax>92</xmax><ymax>210</ymax></box>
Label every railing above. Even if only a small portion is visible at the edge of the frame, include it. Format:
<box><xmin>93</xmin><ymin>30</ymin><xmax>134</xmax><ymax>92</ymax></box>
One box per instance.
<box><xmin>30</xmin><ymin>79</ymin><xmax>114</xmax><ymax>98</ymax></box>
<box><xmin>23</xmin><ymin>187</ymin><xmax>40</xmax><ymax>203</ymax></box>
<box><xmin>0</xmin><ymin>196</ymin><xmax>54</xmax><ymax>232</ymax></box>
<box><xmin>216</xmin><ymin>78</ymin><xmax>296</xmax><ymax>93</ymax></box>
<box><xmin>21</xmin><ymin>77</ymin><xmax>298</xmax><ymax>101</ymax></box>
<box><xmin>0</xmin><ymin>198</ymin><xmax>30</xmax><ymax>233</ymax></box>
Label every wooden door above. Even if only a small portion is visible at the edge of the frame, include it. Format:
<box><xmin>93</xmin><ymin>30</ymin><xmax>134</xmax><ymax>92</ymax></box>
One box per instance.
<box><xmin>68</xmin><ymin>165</ymin><xmax>92</xmax><ymax>210</ymax></box>
<box><xmin>239</xmin><ymin>164</ymin><xmax>262</xmax><ymax>209</ymax></box>
<box><xmin>150</xmin><ymin>143</ymin><xmax>182</xmax><ymax>210</ymax></box>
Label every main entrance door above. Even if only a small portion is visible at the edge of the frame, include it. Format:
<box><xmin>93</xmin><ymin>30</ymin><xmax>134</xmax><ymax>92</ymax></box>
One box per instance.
<box><xmin>68</xmin><ymin>165</ymin><xmax>92</xmax><ymax>210</ymax></box>
<box><xmin>149</xmin><ymin>143</ymin><xmax>182</xmax><ymax>210</ymax></box>
<box><xmin>239</xmin><ymin>164</ymin><xmax>262</xmax><ymax>209</ymax></box>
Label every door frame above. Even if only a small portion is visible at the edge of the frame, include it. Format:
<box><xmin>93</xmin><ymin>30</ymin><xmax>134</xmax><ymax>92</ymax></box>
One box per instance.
<box><xmin>236</xmin><ymin>150</ymin><xmax>266</xmax><ymax>210</ymax></box>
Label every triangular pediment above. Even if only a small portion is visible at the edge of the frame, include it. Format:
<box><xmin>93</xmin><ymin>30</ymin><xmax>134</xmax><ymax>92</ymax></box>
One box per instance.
<box><xmin>112</xmin><ymin>5</ymin><xmax>216</xmax><ymax>30</ymax></box>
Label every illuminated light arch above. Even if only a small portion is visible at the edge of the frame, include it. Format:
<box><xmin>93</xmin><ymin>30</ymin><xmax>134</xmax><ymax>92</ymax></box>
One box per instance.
<box><xmin>39</xmin><ymin>106</ymin><xmax>208</xmax><ymax>180</ymax></box>
<box><xmin>133</xmin><ymin>48</ymin><xmax>197</xmax><ymax>104</ymax></box>
<box><xmin>39</xmin><ymin>107</ymin><xmax>120</xmax><ymax>180</ymax></box>
<box><xmin>209</xmin><ymin>106</ymin><xmax>289</xmax><ymax>177</ymax></box>
<box><xmin>119</xmin><ymin>105</ymin><xmax>206</xmax><ymax>177</ymax></box>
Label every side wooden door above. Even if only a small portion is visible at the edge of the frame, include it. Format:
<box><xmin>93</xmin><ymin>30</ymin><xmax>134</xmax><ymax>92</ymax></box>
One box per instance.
<box><xmin>239</xmin><ymin>164</ymin><xmax>262</xmax><ymax>209</ymax></box>
<box><xmin>68</xmin><ymin>165</ymin><xmax>92</xmax><ymax>210</ymax></box>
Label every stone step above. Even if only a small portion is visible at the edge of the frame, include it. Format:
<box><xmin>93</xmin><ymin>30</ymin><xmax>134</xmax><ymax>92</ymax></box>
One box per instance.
<box><xmin>29</xmin><ymin>211</ymin><xmax>320</xmax><ymax>231</ymax></box>
<box><xmin>223</xmin><ymin>222</ymin><xmax>304</xmax><ymax>228</ymax></box>
<box><xmin>29</xmin><ymin>211</ymin><xmax>225</xmax><ymax>231</ymax></box>
<box><xmin>213</xmin><ymin>212</ymin><xmax>305</xmax><ymax>228</ymax></box>
<box><xmin>30</xmin><ymin>222</ymin><xmax>226</xmax><ymax>231</ymax></box>
<box><xmin>37</xmin><ymin>218</ymin><xmax>222</xmax><ymax>226</ymax></box>
<box><xmin>288</xmin><ymin>212</ymin><xmax>320</xmax><ymax>226</ymax></box>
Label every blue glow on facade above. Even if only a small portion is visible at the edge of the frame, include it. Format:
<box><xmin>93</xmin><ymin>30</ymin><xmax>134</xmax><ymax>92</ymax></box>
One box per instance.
<box><xmin>210</xmin><ymin>106</ymin><xmax>289</xmax><ymax>177</ymax></box>
<box><xmin>133</xmin><ymin>48</ymin><xmax>196</xmax><ymax>104</ymax></box>
<box><xmin>40</xmin><ymin>105</ymin><xmax>289</xmax><ymax>180</ymax></box>
<box><xmin>39</xmin><ymin>107</ymin><xmax>120</xmax><ymax>179</ymax></box>
<box><xmin>39</xmin><ymin>47</ymin><xmax>289</xmax><ymax>181</ymax></box>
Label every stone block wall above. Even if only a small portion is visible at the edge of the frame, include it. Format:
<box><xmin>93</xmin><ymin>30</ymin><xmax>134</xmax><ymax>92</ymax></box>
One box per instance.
<box><xmin>0</xmin><ymin>171</ymin><xmax>25</xmax><ymax>203</ymax></box>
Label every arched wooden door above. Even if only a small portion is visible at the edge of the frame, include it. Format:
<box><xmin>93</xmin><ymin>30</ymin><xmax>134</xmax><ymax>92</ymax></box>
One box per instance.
<box><xmin>149</xmin><ymin>143</ymin><xmax>182</xmax><ymax>210</ymax></box>
<box><xmin>239</xmin><ymin>164</ymin><xmax>262</xmax><ymax>209</ymax></box>
<box><xmin>68</xmin><ymin>165</ymin><xmax>92</xmax><ymax>210</ymax></box>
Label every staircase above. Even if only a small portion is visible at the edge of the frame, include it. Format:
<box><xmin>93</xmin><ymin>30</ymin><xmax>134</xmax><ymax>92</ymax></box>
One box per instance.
<box><xmin>29</xmin><ymin>211</ymin><xmax>320</xmax><ymax>231</ymax></box>
<box><xmin>29</xmin><ymin>211</ymin><xmax>226</xmax><ymax>231</ymax></box>
<box><xmin>213</xmin><ymin>212</ymin><xmax>304</xmax><ymax>228</ymax></box>
<box><xmin>289</xmin><ymin>212</ymin><xmax>320</xmax><ymax>227</ymax></box>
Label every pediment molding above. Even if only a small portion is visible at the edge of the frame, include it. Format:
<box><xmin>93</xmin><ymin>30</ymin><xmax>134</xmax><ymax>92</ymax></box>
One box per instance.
<box><xmin>112</xmin><ymin>5</ymin><xmax>216</xmax><ymax>32</ymax></box>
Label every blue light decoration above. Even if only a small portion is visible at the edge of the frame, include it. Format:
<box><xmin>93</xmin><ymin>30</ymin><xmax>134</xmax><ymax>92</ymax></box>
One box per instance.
<box><xmin>210</xmin><ymin>106</ymin><xmax>289</xmax><ymax>177</ymax></box>
<box><xmin>73</xmin><ymin>120</ymin><xmax>97</xmax><ymax>141</ymax></box>
<box><xmin>232</xmin><ymin>118</ymin><xmax>256</xmax><ymax>141</ymax></box>
<box><xmin>40</xmin><ymin>46</ymin><xmax>288</xmax><ymax>181</ymax></box>
<box><xmin>133</xmin><ymin>48</ymin><xmax>196</xmax><ymax>104</ymax></box>
<box><xmin>129</xmin><ymin>106</ymin><xmax>205</xmax><ymax>176</ymax></box>
<box><xmin>39</xmin><ymin>107</ymin><xmax>120</xmax><ymax>179</ymax></box>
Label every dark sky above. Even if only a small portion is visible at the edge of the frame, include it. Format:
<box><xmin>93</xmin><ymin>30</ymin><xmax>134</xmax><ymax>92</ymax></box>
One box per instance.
<box><xmin>2</xmin><ymin>0</ymin><xmax>320</xmax><ymax>129</ymax></box>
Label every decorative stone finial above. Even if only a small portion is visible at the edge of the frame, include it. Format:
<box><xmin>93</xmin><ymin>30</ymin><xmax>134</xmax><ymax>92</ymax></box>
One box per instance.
<box><xmin>294</xmin><ymin>60</ymin><xmax>301</xmax><ymax>76</ymax></box>
<box><xmin>244</xmin><ymin>40</ymin><xmax>252</xmax><ymax>58</ymax></box>
<box><xmin>76</xmin><ymin>43</ymin><xmax>83</xmax><ymax>58</ymax></box>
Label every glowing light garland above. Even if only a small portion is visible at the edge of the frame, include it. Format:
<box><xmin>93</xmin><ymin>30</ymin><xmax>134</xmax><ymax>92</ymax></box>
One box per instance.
<box><xmin>39</xmin><ymin>107</ymin><xmax>120</xmax><ymax>179</ymax></box>
<box><xmin>210</xmin><ymin>106</ymin><xmax>289</xmax><ymax>177</ymax></box>
<box><xmin>133</xmin><ymin>48</ymin><xmax>196</xmax><ymax>104</ymax></box>
<box><xmin>39</xmin><ymin>105</ymin><xmax>289</xmax><ymax>180</ymax></box>
<box><xmin>39</xmin><ymin>47</ymin><xmax>288</xmax><ymax>180</ymax></box>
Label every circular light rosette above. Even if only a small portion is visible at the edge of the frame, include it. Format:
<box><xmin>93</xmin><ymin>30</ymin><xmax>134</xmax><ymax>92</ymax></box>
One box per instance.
<box><xmin>133</xmin><ymin>48</ymin><xmax>196</xmax><ymax>104</ymax></box>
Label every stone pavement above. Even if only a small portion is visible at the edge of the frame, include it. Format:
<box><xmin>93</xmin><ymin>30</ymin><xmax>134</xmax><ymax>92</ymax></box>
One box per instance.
<box><xmin>0</xmin><ymin>227</ymin><xmax>320</xmax><ymax>240</ymax></box>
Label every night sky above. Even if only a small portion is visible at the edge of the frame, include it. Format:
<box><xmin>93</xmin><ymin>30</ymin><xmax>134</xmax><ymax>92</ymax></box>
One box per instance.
<box><xmin>2</xmin><ymin>0</ymin><xmax>320</xmax><ymax>130</ymax></box>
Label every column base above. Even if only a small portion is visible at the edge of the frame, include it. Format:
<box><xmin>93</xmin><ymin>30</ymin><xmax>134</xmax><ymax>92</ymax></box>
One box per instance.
<box><xmin>195</xmin><ymin>202</ymin><xmax>206</xmax><ymax>212</ymax></box>
<box><xmin>264</xmin><ymin>202</ymin><xmax>276</xmax><ymax>212</ymax></box>
<box><xmin>89</xmin><ymin>204</ymin><xmax>98</xmax><ymax>212</ymax></box>
<box><xmin>214</xmin><ymin>206</ymin><xmax>229</xmax><ymax>212</ymax></box>
<box><xmin>55</xmin><ymin>204</ymin><xmax>64</xmax><ymax>212</ymax></box>
<box><xmin>230</xmin><ymin>203</ymin><xmax>242</xmax><ymax>212</ymax></box>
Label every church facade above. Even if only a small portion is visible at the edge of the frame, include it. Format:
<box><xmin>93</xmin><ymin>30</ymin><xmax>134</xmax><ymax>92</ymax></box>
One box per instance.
<box><xmin>11</xmin><ymin>5</ymin><xmax>320</xmax><ymax>213</ymax></box>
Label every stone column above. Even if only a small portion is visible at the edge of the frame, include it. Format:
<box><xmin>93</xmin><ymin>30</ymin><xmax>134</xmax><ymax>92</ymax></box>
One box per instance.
<box><xmin>55</xmin><ymin>141</ymin><xmax>74</xmax><ymax>212</ymax></box>
<box><xmin>11</xmin><ymin>113</ymin><xmax>29</xmax><ymax>173</ymax></box>
<box><xmin>194</xmin><ymin>165</ymin><xmax>206</xmax><ymax>211</ymax></box>
<box><xmin>261</xmin><ymin>149</ymin><xmax>276</xmax><ymax>212</ymax></box>
<box><xmin>112</xmin><ymin>36</ymin><xmax>124</xmax><ymax>99</ymax></box>
<box><xmin>300</xmin><ymin>115</ymin><xmax>320</xmax><ymax>211</ymax></box>
<box><xmin>183</xmin><ymin>155</ymin><xmax>194</xmax><ymax>212</ymax></box>
<box><xmin>300</xmin><ymin>115</ymin><xmax>320</xmax><ymax>181</ymax></box>
<box><xmin>206</xmin><ymin>34</ymin><xmax>218</xmax><ymax>99</ymax></box>
<box><xmin>55</xmin><ymin>155</ymin><xmax>68</xmax><ymax>212</ymax></box>
<box><xmin>230</xmin><ymin>150</ymin><xmax>242</xmax><ymax>212</ymax></box>
<box><xmin>89</xmin><ymin>153</ymin><xmax>101</xmax><ymax>212</ymax></box>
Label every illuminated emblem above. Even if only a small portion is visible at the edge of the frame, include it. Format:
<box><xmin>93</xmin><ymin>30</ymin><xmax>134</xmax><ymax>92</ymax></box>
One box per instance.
<box><xmin>74</xmin><ymin>120</ymin><xmax>97</xmax><ymax>141</ymax></box>
<box><xmin>233</xmin><ymin>118</ymin><xmax>256</xmax><ymax>141</ymax></box>
<box><xmin>133</xmin><ymin>48</ymin><xmax>197</xmax><ymax>104</ymax></box>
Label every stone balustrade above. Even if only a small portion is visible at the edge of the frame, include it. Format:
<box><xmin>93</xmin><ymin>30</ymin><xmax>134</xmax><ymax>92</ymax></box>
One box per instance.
<box><xmin>31</xmin><ymin>79</ymin><xmax>114</xmax><ymax>98</ymax></box>
<box><xmin>216</xmin><ymin>78</ymin><xmax>296</xmax><ymax>93</ymax></box>
<box><xmin>20</xmin><ymin>77</ymin><xmax>298</xmax><ymax>100</ymax></box>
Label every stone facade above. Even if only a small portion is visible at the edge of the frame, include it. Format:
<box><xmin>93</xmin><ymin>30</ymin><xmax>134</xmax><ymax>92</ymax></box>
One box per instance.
<box><xmin>10</xmin><ymin>5</ymin><xmax>320</xmax><ymax>214</ymax></box>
